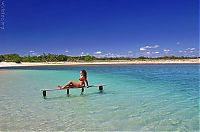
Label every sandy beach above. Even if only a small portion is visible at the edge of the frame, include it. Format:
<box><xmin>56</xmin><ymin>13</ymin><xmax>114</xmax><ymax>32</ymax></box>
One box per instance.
<box><xmin>0</xmin><ymin>59</ymin><xmax>199</xmax><ymax>67</ymax></box>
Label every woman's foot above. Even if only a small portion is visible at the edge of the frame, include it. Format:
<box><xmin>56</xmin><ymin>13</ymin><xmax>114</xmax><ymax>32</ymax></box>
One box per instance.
<box><xmin>57</xmin><ymin>85</ymin><xmax>63</xmax><ymax>89</ymax></box>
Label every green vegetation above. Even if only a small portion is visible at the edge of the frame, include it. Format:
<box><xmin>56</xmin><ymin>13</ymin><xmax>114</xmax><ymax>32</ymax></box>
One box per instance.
<box><xmin>0</xmin><ymin>54</ymin><xmax>22</xmax><ymax>63</ymax></box>
<box><xmin>0</xmin><ymin>54</ymin><xmax>198</xmax><ymax>63</ymax></box>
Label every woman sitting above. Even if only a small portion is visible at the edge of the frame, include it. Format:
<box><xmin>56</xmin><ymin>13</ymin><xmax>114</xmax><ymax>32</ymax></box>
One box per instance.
<box><xmin>57</xmin><ymin>70</ymin><xmax>88</xmax><ymax>89</ymax></box>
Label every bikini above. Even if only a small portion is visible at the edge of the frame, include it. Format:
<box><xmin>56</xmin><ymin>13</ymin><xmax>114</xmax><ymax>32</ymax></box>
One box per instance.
<box><xmin>79</xmin><ymin>77</ymin><xmax>85</xmax><ymax>86</ymax></box>
<box><xmin>79</xmin><ymin>77</ymin><xmax>85</xmax><ymax>81</ymax></box>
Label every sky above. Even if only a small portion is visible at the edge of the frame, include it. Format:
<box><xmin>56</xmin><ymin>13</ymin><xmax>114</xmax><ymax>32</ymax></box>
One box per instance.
<box><xmin>0</xmin><ymin>0</ymin><xmax>199</xmax><ymax>57</ymax></box>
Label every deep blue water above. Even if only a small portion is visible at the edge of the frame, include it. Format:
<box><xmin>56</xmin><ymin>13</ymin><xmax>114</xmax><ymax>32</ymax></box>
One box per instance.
<box><xmin>0</xmin><ymin>64</ymin><xmax>199</xmax><ymax>131</ymax></box>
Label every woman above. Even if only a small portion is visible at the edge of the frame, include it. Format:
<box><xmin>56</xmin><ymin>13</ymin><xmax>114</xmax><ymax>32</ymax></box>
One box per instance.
<box><xmin>58</xmin><ymin>70</ymin><xmax>88</xmax><ymax>89</ymax></box>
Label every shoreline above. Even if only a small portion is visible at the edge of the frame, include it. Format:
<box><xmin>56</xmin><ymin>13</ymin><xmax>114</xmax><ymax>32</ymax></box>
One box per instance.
<box><xmin>0</xmin><ymin>59</ymin><xmax>199</xmax><ymax>67</ymax></box>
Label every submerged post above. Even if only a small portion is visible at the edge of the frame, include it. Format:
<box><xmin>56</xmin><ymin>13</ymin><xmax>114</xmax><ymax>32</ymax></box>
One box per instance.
<box><xmin>81</xmin><ymin>88</ymin><xmax>84</xmax><ymax>93</ymax></box>
<box><xmin>99</xmin><ymin>85</ymin><xmax>103</xmax><ymax>91</ymax></box>
<box><xmin>67</xmin><ymin>89</ymin><xmax>69</xmax><ymax>95</ymax></box>
<box><xmin>43</xmin><ymin>91</ymin><xmax>46</xmax><ymax>98</ymax></box>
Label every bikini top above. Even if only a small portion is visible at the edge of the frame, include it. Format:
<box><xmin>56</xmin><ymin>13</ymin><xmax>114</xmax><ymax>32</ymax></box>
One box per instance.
<box><xmin>79</xmin><ymin>76</ymin><xmax>85</xmax><ymax>81</ymax></box>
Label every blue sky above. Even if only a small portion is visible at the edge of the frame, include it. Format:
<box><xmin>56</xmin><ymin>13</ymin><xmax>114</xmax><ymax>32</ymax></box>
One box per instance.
<box><xmin>0</xmin><ymin>0</ymin><xmax>199</xmax><ymax>57</ymax></box>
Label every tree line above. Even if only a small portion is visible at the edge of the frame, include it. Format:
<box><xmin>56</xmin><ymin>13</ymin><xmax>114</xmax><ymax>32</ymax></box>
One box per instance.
<box><xmin>0</xmin><ymin>53</ymin><xmax>198</xmax><ymax>63</ymax></box>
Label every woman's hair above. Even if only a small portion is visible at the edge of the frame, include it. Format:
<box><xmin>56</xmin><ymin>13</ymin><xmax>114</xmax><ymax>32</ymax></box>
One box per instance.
<box><xmin>81</xmin><ymin>70</ymin><xmax>87</xmax><ymax>79</ymax></box>
<box><xmin>81</xmin><ymin>69</ymin><xmax>88</xmax><ymax>86</ymax></box>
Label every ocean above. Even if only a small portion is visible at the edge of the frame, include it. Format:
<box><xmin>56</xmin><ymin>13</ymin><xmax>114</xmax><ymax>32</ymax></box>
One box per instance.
<box><xmin>0</xmin><ymin>64</ymin><xmax>199</xmax><ymax>131</ymax></box>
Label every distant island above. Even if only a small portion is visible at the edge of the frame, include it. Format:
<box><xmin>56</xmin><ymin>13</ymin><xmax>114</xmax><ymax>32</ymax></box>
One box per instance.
<box><xmin>0</xmin><ymin>53</ymin><xmax>199</xmax><ymax>67</ymax></box>
<box><xmin>0</xmin><ymin>53</ymin><xmax>199</xmax><ymax>63</ymax></box>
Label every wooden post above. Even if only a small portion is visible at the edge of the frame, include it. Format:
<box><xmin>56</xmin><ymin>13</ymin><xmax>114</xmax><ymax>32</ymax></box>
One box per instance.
<box><xmin>43</xmin><ymin>91</ymin><xmax>46</xmax><ymax>98</ymax></box>
<box><xmin>99</xmin><ymin>86</ymin><xmax>103</xmax><ymax>91</ymax></box>
<box><xmin>67</xmin><ymin>89</ymin><xmax>69</xmax><ymax>95</ymax></box>
<box><xmin>81</xmin><ymin>88</ymin><xmax>84</xmax><ymax>93</ymax></box>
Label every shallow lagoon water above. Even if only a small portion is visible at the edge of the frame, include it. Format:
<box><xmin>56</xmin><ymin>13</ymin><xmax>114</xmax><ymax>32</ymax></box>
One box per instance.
<box><xmin>0</xmin><ymin>64</ymin><xmax>199</xmax><ymax>131</ymax></box>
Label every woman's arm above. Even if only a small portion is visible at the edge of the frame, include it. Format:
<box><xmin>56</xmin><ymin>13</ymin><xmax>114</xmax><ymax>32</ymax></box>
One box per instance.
<box><xmin>85</xmin><ymin>80</ymin><xmax>89</xmax><ymax>87</ymax></box>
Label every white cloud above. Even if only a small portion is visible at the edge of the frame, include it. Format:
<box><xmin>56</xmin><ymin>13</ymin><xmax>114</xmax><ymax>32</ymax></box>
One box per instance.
<box><xmin>94</xmin><ymin>51</ymin><xmax>102</xmax><ymax>54</ymax></box>
<box><xmin>128</xmin><ymin>50</ymin><xmax>133</xmax><ymax>54</ymax></box>
<box><xmin>28</xmin><ymin>50</ymin><xmax>37</xmax><ymax>56</ymax></box>
<box><xmin>153</xmin><ymin>45</ymin><xmax>159</xmax><ymax>48</ymax></box>
<box><xmin>80</xmin><ymin>52</ymin><xmax>84</xmax><ymax>56</ymax></box>
<box><xmin>144</xmin><ymin>46</ymin><xmax>151</xmax><ymax>48</ymax></box>
<box><xmin>179</xmin><ymin>48</ymin><xmax>196</xmax><ymax>55</ymax></box>
<box><xmin>146</xmin><ymin>51</ymin><xmax>150</xmax><ymax>54</ymax></box>
<box><xmin>140</xmin><ymin>47</ymin><xmax>146</xmax><ymax>51</ymax></box>
<box><xmin>163</xmin><ymin>49</ymin><xmax>170</xmax><ymax>52</ymax></box>
<box><xmin>65</xmin><ymin>50</ymin><xmax>69</xmax><ymax>53</ymax></box>
<box><xmin>151</xmin><ymin>51</ymin><xmax>160</xmax><ymax>54</ymax></box>
<box><xmin>187</xmin><ymin>48</ymin><xmax>195</xmax><ymax>51</ymax></box>
<box><xmin>107</xmin><ymin>53</ymin><xmax>115</xmax><ymax>57</ymax></box>
<box><xmin>99</xmin><ymin>52</ymin><xmax>127</xmax><ymax>58</ymax></box>
<box><xmin>184</xmin><ymin>48</ymin><xmax>196</xmax><ymax>54</ymax></box>
<box><xmin>140</xmin><ymin>45</ymin><xmax>159</xmax><ymax>51</ymax></box>
<box><xmin>176</xmin><ymin>42</ymin><xmax>180</xmax><ymax>45</ymax></box>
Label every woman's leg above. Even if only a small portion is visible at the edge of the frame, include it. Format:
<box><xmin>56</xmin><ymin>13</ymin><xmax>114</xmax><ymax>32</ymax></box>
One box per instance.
<box><xmin>70</xmin><ymin>81</ymin><xmax>81</xmax><ymax>87</ymax></box>
<box><xmin>58</xmin><ymin>80</ymin><xmax>73</xmax><ymax>89</ymax></box>
<box><xmin>65</xmin><ymin>80</ymin><xmax>73</xmax><ymax>87</ymax></box>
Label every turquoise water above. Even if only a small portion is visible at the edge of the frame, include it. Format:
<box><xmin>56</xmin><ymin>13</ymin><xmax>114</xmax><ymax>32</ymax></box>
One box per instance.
<box><xmin>0</xmin><ymin>64</ymin><xmax>199</xmax><ymax>131</ymax></box>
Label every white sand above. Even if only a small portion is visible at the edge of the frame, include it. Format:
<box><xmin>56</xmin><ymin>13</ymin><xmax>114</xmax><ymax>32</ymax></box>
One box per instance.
<box><xmin>0</xmin><ymin>59</ymin><xmax>199</xmax><ymax>68</ymax></box>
